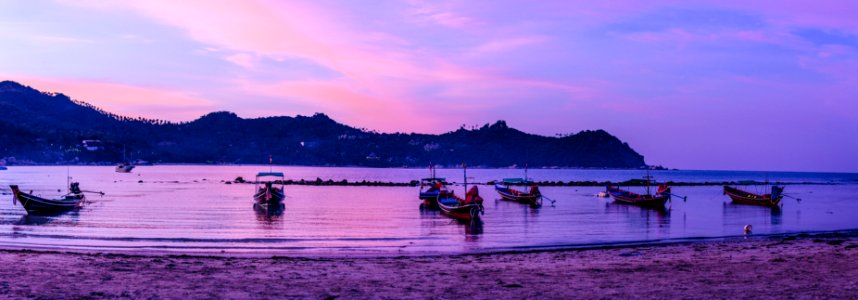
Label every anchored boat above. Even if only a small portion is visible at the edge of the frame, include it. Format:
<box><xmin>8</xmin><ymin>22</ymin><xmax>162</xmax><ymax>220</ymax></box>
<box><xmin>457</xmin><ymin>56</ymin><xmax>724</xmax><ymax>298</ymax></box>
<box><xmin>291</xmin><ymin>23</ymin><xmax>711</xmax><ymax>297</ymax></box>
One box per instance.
<box><xmin>437</xmin><ymin>164</ymin><xmax>484</xmax><ymax>221</ymax></box>
<box><xmin>606</xmin><ymin>175</ymin><xmax>673</xmax><ymax>208</ymax></box>
<box><xmin>253</xmin><ymin>172</ymin><xmax>286</xmax><ymax>212</ymax></box>
<box><xmin>9</xmin><ymin>182</ymin><xmax>86</xmax><ymax>215</ymax></box>
<box><xmin>723</xmin><ymin>185</ymin><xmax>783</xmax><ymax>207</ymax></box>
<box><xmin>418</xmin><ymin>165</ymin><xmax>447</xmax><ymax>209</ymax></box>
<box><xmin>437</xmin><ymin>186</ymin><xmax>484</xmax><ymax>221</ymax></box>
<box><xmin>115</xmin><ymin>164</ymin><xmax>135</xmax><ymax>173</ymax></box>
<box><xmin>495</xmin><ymin>178</ymin><xmax>542</xmax><ymax>207</ymax></box>
<box><xmin>419</xmin><ymin>177</ymin><xmax>447</xmax><ymax>209</ymax></box>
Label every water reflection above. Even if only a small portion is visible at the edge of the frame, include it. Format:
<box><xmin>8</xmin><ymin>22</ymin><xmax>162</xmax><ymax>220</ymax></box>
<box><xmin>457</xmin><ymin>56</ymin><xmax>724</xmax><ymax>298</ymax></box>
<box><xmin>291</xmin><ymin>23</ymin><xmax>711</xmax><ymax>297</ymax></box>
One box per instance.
<box><xmin>16</xmin><ymin>211</ymin><xmax>80</xmax><ymax>225</ymax></box>
<box><xmin>605</xmin><ymin>202</ymin><xmax>671</xmax><ymax>229</ymax></box>
<box><xmin>723</xmin><ymin>203</ymin><xmax>783</xmax><ymax>226</ymax></box>
<box><xmin>253</xmin><ymin>203</ymin><xmax>285</xmax><ymax>229</ymax></box>
<box><xmin>464</xmin><ymin>219</ymin><xmax>483</xmax><ymax>238</ymax></box>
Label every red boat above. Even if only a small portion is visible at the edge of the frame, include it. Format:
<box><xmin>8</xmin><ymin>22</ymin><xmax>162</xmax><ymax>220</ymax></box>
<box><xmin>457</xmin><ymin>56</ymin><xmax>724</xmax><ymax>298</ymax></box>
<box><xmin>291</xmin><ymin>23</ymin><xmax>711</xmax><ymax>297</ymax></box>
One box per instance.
<box><xmin>606</xmin><ymin>183</ymin><xmax>672</xmax><ymax>208</ymax></box>
<box><xmin>723</xmin><ymin>185</ymin><xmax>783</xmax><ymax>207</ymax></box>
<box><xmin>437</xmin><ymin>186</ymin><xmax>484</xmax><ymax>221</ymax></box>
<box><xmin>494</xmin><ymin>178</ymin><xmax>542</xmax><ymax>207</ymax></box>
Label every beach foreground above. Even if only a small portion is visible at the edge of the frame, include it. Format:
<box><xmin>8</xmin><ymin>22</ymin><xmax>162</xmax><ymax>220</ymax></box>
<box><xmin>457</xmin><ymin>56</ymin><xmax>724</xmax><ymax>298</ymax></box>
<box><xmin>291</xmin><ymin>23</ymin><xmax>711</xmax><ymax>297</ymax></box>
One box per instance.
<box><xmin>1</xmin><ymin>234</ymin><xmax>857</xmax><ymax>299</ymax></box>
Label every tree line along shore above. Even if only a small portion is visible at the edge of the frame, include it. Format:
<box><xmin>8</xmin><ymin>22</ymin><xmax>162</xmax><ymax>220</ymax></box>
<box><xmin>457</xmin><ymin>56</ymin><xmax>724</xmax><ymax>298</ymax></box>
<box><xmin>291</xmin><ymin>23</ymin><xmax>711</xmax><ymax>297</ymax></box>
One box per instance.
<box><xmin>225</xmin><ymin>177</ymin><xmax>832</xmax><ymax>187</ymax></box>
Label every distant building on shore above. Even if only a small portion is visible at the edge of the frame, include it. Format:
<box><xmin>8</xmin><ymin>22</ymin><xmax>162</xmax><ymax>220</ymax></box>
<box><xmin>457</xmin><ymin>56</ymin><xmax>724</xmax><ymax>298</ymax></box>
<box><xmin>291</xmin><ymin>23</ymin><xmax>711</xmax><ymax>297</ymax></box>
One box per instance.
<box><xmin>82</xmin><ymin>140</ymin><xmax>104</xmax><ymax>151</ymax></box>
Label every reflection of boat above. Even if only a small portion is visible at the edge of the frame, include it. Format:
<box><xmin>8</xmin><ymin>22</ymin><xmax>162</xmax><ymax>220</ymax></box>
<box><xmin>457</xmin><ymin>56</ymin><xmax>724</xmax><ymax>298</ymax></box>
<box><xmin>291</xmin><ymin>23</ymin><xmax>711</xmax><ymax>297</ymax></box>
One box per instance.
<box><xmin>723</xmin><ymin>185</ymin><xmax>783</xmax><ymax>207</ymax></box>
<box><xmin>10</xmin><ymin>182</ymin><xmax>86</xmax><ymax>215</ymax></box>
<box><xmin>16</xmin><ymin>210</ymin><xmax>81</xmax><ymax>225</ymax></box>
<box><xmin>253</xmin><ymin>172</ymin><xmax>286</xmax><ymax>212</ymax></box>
<box><xmin>723</xmin><ymin>202</ymin><xmax>782</xmax><ymax>226</ymax></box>
<box><xmin>438</xmin><ymin>186</ymin><xmax>484</xmax><ymax>221</ymax></box>
<box><xmin>495</xmin><ymin>178</ymin><xmax>542</xmax><ymax>207</ymax></box>
<box><xmin>419</xmin><ymin>165</ymin><xmax>447</xmax><ymax>209</ymax></box>
<box><xmin>464</xmin><ymin>219</ymin><xmax>483</xmax><ymax>235</ymax></box>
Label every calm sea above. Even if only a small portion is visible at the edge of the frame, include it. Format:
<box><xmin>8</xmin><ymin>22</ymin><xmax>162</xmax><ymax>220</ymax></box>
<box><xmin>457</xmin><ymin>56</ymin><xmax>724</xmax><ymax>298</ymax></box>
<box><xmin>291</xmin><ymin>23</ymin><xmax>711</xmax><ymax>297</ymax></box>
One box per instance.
<box><xmin>1</xmin><ymin>166</ymin><xmax>857</xmax><ymax>256</ymax></box>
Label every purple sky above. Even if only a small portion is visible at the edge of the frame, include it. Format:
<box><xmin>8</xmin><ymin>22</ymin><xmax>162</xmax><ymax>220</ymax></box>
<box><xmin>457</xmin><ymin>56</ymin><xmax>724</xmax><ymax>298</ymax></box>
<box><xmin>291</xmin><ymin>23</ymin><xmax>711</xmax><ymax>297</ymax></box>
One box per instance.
<box><xmin>1</xmin><ymin>1</ymin><xmax>857</xmax><ymax>172</ymax></box>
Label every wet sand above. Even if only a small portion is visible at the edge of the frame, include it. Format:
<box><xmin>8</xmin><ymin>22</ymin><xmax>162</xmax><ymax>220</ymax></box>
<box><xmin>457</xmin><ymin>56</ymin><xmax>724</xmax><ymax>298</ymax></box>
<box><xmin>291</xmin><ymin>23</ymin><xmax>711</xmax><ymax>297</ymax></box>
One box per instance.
<box><xmin>1</xmin><ymin>233</ymin><xmax>857</xmax><ymax>299</ymax></box>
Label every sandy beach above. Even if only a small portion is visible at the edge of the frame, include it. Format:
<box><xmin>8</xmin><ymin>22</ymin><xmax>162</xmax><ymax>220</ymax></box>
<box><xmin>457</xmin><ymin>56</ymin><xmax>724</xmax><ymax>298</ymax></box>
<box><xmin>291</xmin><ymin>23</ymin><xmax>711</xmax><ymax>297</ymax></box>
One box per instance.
<box><xmin>1</xmin><ymin>232</ymin><xmax>856</xmax><ymax>299</ymax></box>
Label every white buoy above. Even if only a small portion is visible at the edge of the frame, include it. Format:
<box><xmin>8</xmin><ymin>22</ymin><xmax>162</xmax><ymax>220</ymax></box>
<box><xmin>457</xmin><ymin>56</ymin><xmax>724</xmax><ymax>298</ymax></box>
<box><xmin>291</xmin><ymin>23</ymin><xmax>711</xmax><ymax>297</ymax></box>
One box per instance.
<box><xmin>743</xmin><ymin>224</ymin><xmax>753</xmax><ymax>235</ymax></box>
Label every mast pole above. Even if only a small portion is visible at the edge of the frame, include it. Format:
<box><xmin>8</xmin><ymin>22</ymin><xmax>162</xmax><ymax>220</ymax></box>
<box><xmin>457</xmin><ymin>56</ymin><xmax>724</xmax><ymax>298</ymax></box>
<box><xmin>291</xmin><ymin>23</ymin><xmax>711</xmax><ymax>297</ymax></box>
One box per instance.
<box><xmin>463</xmin><ymin>162</ymin><xmax>467</xmax><ymax>194</ymax></box>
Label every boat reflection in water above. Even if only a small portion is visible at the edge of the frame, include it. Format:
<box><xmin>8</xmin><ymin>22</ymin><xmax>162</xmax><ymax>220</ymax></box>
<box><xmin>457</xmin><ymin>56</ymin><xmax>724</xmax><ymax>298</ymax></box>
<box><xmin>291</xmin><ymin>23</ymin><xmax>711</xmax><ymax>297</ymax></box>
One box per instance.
<box><xmin>16</xmin><ymin>211</ymin><xmax>81</xmax><ymax>226</ymax></box>
<box><xmin>253</xmin><ymin>203</ymin><xmax>285</xmax><ymax>229</ymax></box>
<box><xmin>418</xmin><ymin>206</ymin><xmax>483</xmax><ymax>238</ymax></box>
<box><xmin>605</xmin><ymin>201</ymin><xmax>671</xmax><ymax>232</ymax></box>
<box><xmin>723</xmin><ymin>202</ymin><xmax>783</xmax><ymax>227</ymax></box>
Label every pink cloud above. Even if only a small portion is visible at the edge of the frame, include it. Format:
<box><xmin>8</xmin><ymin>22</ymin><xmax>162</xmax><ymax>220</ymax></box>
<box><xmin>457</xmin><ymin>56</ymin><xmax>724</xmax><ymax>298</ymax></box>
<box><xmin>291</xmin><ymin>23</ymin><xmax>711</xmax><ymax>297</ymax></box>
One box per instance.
<box><xmin>4</xmin><ymin>75</ymin><xmax>215</xmax><ymax>121</ymax></box>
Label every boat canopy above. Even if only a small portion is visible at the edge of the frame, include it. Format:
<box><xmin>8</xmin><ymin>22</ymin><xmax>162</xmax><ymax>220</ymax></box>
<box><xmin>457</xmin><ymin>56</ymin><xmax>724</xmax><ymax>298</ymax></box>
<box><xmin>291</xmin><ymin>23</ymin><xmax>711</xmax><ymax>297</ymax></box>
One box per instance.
<box><xmin>502</xmin><ymin>178</ymin><xmax>531</xmax><ymax>184</ymax></box>
<box><xmin>421</xmin><ymin>177</ymin><xmax>446</xmax><ymax>182</ymax></box>
<box><xmin>256</xmin><ymin>172</ymin><xmax>285</xmax><ymax>178</ymax></box>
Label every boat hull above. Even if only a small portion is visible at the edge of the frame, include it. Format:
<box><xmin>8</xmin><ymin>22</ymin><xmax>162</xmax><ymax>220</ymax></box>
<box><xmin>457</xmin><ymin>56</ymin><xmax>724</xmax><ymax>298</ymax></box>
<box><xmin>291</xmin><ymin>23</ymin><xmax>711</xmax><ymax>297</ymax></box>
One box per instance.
<box><xmin>495</xmin><ymin>185</ymin><xmax>541</xmax><ymax>206</ymax></box>
<box><xmin>115</xmin><ymin>165</ymin><xmax>135</xmax><ymax>173</ymax></box>
<box><xmin>437</xmin><ymin>200</ymin><xmax>481</xmax><ymax>221</ymax></box>
<box><xmin>606</xmin><ymin>186</ymin><xmax>669</xmax><ymax>208</ymax></box>
<box><xmin>723</xmin><ymin>186</ymin><xmax>781</xmax><ymax>207</ymax></box>
<box><xmin>10</xmin><ymin>185</ymin><xmax>84</xmax><ymax>215</ymax></box>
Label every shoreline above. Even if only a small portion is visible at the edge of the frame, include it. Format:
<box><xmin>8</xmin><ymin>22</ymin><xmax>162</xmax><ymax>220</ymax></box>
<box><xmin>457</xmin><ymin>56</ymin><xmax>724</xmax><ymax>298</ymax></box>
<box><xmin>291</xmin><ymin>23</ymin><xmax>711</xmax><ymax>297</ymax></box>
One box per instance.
<box><xmin>1</xmin><ymin>231</ymin><xmax>856</xmax><ymax>298</ymax></box>
<box><xmin>3</xmin><ymin>229</ymin><xmax>858</xmax><ymax>259</ymax></box>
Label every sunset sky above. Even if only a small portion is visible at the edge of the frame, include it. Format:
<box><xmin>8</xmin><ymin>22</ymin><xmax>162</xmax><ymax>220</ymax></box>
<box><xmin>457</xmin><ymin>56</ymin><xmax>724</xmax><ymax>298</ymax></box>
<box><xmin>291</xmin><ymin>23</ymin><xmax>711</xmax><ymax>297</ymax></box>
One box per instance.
<box><xmin>1</xmin><ymin>1</ymin><xmax>857</xmax><ymax>172</ymax></box>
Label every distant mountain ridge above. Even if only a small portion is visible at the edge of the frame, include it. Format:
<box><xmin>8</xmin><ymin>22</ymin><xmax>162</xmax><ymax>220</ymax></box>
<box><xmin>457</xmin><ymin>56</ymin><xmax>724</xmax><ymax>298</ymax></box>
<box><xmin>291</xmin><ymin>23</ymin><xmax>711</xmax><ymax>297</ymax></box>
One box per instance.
<box><xmin>0</xmin><ymin>80</ymin><xmax>647</xmax><ymax>168</ymax></box>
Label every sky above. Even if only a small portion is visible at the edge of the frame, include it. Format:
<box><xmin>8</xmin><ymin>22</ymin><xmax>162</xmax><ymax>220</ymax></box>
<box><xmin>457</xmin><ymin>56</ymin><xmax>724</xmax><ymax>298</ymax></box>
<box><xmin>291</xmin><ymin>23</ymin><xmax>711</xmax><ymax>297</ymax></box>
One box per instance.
<box><xmin>1</xmin><ymin>1</ymin><xmax>857</xmax><ymax>172</ymax></box>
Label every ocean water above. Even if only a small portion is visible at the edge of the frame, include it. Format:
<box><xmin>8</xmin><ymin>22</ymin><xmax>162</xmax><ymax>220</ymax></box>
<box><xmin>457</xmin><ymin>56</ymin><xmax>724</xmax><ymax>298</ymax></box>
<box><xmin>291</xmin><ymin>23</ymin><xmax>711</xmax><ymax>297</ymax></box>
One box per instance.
<box><xmin>0</xmin><ymin>166</ymin><xmax>857</xmax><ymax>256</ymax></box>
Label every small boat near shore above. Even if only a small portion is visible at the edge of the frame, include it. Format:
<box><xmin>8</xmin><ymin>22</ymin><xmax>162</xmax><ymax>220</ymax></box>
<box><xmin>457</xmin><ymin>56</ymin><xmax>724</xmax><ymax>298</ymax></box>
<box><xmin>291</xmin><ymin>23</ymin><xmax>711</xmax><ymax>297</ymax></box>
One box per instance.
<box><xmin>495</xmin><ymin>178</ymin><xmax>542</xmax><ymax>207</ymax></box>
<box><xmin>253</xmin><ymin>172</ymin><xmax>286</xmax><ymax>212</ymax></box>
<box><xmin>418</xmin><ymin>165</ymin><xmax>446</xmax><ymax>209</ymax></box>
<box><xmin>438</xmin><ymin>186</ymin><xmax>484</xmax><ymax>221</ymax></box>
<box><xmin>723</xmin><ymin>185</ymin><xmax>783</xmax><ymax>207</ymax></box>
<box><xmin>9</xmin><ymin>182</ymin><xmax>86</xmax><ymax>215</ymax></box>
<box><xmin>419</xmin><ymin>177</ymin><xmax>447</xmax><ymax>209</ymax></box>
<box><xmin>437</xmin><ymin>164</ymin><xmax>484</xmax><ymax>221</ymax></box>
<box><xmin>606</xmin><ymin>175</ymin><xmax>673</xmax><ymax>208</ymax></box>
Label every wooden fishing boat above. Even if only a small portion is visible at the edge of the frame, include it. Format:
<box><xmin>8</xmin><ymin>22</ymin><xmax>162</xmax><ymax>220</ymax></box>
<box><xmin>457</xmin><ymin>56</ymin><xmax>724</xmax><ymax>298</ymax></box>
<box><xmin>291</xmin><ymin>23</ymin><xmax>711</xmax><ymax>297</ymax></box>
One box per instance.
<box><xmin>253</xmin><ymin>172</ymin><xmax>286</xmax><ymax>212</ymax></box>
<box><xmin>419</xmin><ymin>177</ymin><xmax>447</xmax><ymax>209</ymax></box>
<box><xmin>9</xmin><ymin>183</ymin><xmax>86</xmax><ymax>215</ymax></box>
<box><xmin>437</xmin><ymin>186</ymin><xmax>484</xmax><ymax>221</ymax></box>
<box><xmin>495</xmin><ymin>178</ymin><xmax>542</xmax><ymax>207</ymax></box>
<box><xmin>115</xmin><ymin>145</ymin><xmax>135</xmax><ymax>173</ymax></box>
<box><xmin>115</xmin><ymin>164</ymin><xmax>135</xmax><ymax>173</ymax></box>
<box><xmin>606</xmin><ymin>183</ymin><xmax>672</xmax><ymax>208</ymax></box>
<box><xmin>723</xmin><ymin>185</ymin><xmax>783</xmax><ymax>207</ymax></box>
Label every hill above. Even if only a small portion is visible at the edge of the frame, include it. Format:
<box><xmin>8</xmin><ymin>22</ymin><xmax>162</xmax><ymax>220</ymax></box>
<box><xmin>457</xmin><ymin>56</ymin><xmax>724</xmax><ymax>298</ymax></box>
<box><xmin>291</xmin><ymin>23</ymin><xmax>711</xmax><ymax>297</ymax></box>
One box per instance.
<box><xmin>0</xmin><ymin>80</ymin><xmax>646</xmax><ymax>168</ymax></box>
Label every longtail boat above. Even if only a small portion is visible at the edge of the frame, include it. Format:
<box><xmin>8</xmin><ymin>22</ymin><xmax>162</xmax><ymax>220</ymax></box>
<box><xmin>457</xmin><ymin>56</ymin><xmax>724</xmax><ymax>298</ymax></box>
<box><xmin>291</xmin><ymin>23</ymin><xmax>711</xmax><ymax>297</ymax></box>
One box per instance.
<box><xmin>495</xmin><ymin>178</ymin><xmax>542</xmax><ymax>207</ymax></box>
<box><xmin>437</xmin><ymin>186</ymin><xmax>484</xmax><ymax>221</ymax></box>
<box><xmin>9</xmin><ymin>182</ymin><xmax>86</xmax><ymax>215</ymax></box>
<box><xmin>253</xmin><ymin>172</ymin><xmax>285</xmax><ymax>212</ymax></box>
<box><xmin>723</xmin><ymin>185</ymin><xmax>783</xmax><ymax>207</ymax></box>
<box><xmin>419</xmin><ymin>177</ymin><xmax>447</xmax><ymax>209</ymax></box>
<box><xmin>606</xmin><ymin>175</ymin><xmax>672</xmax><ymax>208</ymax></box>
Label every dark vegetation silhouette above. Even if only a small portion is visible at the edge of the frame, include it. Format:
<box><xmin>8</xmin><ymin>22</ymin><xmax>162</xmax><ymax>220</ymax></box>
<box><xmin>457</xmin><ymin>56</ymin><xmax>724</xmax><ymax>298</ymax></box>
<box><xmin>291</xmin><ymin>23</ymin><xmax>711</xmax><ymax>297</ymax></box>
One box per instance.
<box><xmin>0</xmin><ymin>80</ymin><xmax>646</xmax><ymax>168</ymax></box>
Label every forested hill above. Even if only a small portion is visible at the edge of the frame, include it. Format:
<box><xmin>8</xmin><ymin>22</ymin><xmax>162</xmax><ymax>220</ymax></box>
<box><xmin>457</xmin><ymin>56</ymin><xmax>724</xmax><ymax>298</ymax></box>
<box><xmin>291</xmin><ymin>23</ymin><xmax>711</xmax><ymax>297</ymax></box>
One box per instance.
<box><xmin>0</xmin><ymin>80</ymin><xmax>647</xmax><ymax>168</ymax></box>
